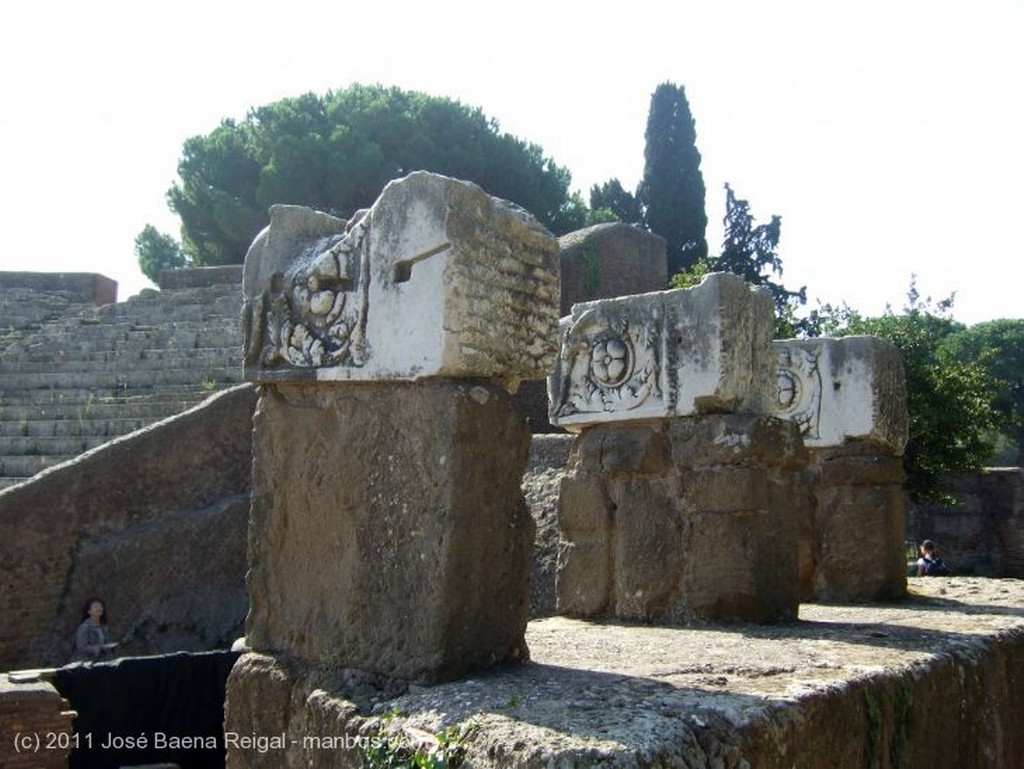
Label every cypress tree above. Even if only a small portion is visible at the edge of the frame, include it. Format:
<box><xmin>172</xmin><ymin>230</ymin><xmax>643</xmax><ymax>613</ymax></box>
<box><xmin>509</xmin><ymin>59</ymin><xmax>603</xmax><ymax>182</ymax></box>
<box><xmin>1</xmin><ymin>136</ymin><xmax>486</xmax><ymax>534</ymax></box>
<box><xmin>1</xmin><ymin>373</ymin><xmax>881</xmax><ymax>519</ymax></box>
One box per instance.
<box><xmin>637</xmin><ymin>83</ymin><xmax>708</xmax><ymax>276</ymax></box>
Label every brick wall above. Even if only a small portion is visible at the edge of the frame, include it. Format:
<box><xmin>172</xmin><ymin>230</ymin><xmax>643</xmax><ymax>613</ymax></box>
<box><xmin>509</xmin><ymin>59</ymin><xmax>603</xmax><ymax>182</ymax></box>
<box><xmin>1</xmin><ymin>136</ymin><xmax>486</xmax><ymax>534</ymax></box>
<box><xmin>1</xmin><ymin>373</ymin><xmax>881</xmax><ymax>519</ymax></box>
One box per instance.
<box><xmin>0</xmin><ymin>674</ymin><xmax>75</xmax><ymax>769</ymax></box>
<box><xmin>0</xmin><ymin>384</ymin><xmax>257</xmax><ymax>670</ymax></box>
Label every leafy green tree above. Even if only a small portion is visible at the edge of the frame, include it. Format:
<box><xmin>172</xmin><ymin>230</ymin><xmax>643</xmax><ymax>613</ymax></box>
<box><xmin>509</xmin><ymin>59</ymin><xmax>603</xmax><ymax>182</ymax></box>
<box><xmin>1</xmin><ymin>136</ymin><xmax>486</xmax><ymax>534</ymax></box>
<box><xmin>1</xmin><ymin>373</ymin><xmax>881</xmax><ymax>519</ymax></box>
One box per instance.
<box><xmin>942</xmin><ymin>319</ymin><xmax>1024</xmax><ymax>465</ymax></box>
<box><xmin>701</xmin><ymin>183</ymin><xmax>806</xmax><ymax>336</ymax></box>
<box><xmin>134</xmin><ymin>225</ymin><xmax>189</xmax><ymax>284</ymax></box>
<box><xmin>636</xmin><ymin>82</ymin><xmax>708</xmax><ymax>275</ymax></box>
<box><xmin>589</xmin><ymin>178</ymin><xmax>641</xmax><ymax>225</ymax></box>
<box><xmin>817</xmin><ymin>283</ymin><xmax>1000</xmax><ymax>503</ymax></box>
<box><xmin>155</xmin><ymin>84</ymin><xmax>585</xmax><ymax>266</ymax></box>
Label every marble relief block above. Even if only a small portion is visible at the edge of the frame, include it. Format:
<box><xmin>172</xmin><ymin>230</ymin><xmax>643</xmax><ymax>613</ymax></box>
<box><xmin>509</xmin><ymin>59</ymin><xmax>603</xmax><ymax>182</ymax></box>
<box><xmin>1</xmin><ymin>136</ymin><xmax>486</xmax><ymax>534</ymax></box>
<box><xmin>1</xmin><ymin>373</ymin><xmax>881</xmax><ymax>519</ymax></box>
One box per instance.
<box><xmin>241</xmin><ymin>171</ymin><xmax>560</xmax><ymax>387</ymax></box>
<box><xmin>548</xmin><ymin>272</ymin><xmax>776</xmax><ymax>430</ymax></box>
<box><xmin>773</xmin><ymin>336</ymin><xmax>908</xmax><ymax>452</ymax></box>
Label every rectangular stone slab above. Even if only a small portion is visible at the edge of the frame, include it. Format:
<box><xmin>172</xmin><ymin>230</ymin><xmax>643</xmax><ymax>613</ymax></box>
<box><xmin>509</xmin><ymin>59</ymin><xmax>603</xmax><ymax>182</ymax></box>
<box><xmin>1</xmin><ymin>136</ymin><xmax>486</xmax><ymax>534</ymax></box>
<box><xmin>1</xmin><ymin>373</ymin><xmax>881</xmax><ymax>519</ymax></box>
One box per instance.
<box><xmin>548</xmin><ymin>272</ymin><xmax>775</xmax><ymax>429</ymax></box>
<box><xmin>772</xmin><ymin>335</ymin><xmax>908</xmax><ymax>451</ymax></box>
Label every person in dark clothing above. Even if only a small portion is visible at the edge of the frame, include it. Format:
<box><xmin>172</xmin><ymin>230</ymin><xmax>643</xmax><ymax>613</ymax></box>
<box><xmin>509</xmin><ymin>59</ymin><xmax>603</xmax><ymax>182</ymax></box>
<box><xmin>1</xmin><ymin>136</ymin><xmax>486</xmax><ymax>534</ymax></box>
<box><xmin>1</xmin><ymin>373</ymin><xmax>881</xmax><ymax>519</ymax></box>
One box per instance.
<box><xmin>916</xmin><ymin>540</ymin><xmax>951</xmax><ymax>576</ymax></box>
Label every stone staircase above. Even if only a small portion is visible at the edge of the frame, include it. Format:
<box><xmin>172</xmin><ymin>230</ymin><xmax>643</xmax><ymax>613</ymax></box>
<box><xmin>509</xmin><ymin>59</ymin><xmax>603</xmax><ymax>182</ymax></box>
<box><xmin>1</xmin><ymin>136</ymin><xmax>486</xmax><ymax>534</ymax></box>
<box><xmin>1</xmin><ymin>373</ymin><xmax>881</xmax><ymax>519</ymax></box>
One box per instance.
<box><xmin>0</xmin><ymin>276</ymin><xmax>245</xmax><ymax>489</ymax></box>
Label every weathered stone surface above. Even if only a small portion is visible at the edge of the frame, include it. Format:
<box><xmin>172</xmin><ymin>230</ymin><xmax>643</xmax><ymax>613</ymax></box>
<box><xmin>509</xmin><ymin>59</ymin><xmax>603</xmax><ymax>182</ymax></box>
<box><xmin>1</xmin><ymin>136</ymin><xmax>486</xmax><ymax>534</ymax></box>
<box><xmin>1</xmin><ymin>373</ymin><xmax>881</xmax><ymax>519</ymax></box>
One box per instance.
<box><xmin>224</xmin><ymin>578</ymin><xmax>1024</xmax><ymax>769</ymax></box>
<box><xmin>557</xmin><ymin>415</ymin><xmax>805</xmax><ymax>624</ymax></box>
<box><xmin>522</xmin><ymin>435</ymin><xmax>574</xmax><ymax>618</ymax></box>
<box><xmin>773</xmin><ymin>335</ymin><xmax>908</xmax><ymax>451</ymax></box>
<box><xmin>246</xmin><ymin>380</ymin><xmax>534</xmax><ymax>683</ymax></box>
<box><xmin>909</xmin><ymin>468</ymin><xmax>1024</xmax><ymax>577</ymax></box>
<box><xmin>512</xmin><ymin>225</ymin><xmax>667</xmax><ymax>434</ymax></box>
<box><xmin>242</xmin><ymin>172</ymin><xmax>559</xmax><ymax>386</ymax></box>
<box><xmin>796</xmin><ymin>446</ymin><xmax>907</xmax><ymax>602</ymax></box>
<box><xmin>158</xmin><ymin>263</ymin><xmax>243</xmax><ymax>289</ymax></box>
<box><xmin>773</xmin><ymin>336</ymin><xmax>909</xmax><ymax>601</ymax></box>
<box><xmin>549</xmin><ymin>272</ymin><xmax>775</xmax><ymax>429</ymax></box>
<box><xmin>0</xmin><ymin>675</ymin><xmax>75</xmax><ymax>769</ymax></box>
<box><xmin>0</xmin><ymin>384</ymin><xmax>256</xmax><ymax>670</ymax></box>
<box><xmin>0</xmin><ymin>271</ymin><xmax>117</xmax><ymax>305</ymax></box>
<box><xmin>557</xmin><ymin>223</ymin><xmax>667</xmax><ymax>315</ymax></box>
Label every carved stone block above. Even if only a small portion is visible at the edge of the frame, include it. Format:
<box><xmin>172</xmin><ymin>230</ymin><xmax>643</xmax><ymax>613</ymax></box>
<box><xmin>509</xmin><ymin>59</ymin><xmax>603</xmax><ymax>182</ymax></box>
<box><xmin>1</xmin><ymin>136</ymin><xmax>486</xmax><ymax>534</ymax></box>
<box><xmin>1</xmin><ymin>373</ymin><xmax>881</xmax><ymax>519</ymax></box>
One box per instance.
<box><xmin>772</xmin><ymin>336</ymin><xmax>908</xmax><ymax>452</ymax></box>
<box><xmin>548</xmin><ymin>272</ymin><xmax>775</xmax><ymax>430</ymax></box>
<box><xmin>241</xmin><ymin>172</ymin><xmax>559</xmax><ymax>386</ymax></box>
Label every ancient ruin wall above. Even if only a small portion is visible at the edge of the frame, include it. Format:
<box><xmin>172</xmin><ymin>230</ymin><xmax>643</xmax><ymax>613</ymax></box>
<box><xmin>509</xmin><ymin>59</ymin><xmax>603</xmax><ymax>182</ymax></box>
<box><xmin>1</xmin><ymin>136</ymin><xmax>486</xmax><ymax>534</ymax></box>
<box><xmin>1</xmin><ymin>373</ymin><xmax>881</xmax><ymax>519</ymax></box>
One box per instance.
<box><xmin>0</xmin><ymin>384</ymin><xmax>256</xmax><ymax>670</ymax></box>
<box><xmin>909</xmin><ymin>467</ymin><xmax>1024</xmax><ymax>576</ymax></box>
<box><xmin>0</xmin><ymin>272</ymin><xmax>117</xmax><ymax>306</ymax></box>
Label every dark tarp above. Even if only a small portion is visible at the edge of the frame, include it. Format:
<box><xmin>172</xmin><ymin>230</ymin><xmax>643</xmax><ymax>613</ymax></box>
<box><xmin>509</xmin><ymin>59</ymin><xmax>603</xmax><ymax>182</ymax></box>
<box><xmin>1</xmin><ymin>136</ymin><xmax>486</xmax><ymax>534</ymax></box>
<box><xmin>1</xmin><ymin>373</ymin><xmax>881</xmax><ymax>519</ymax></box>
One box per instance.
<box><xmin>54</xmin><ymin>650</ymin><xmax>240</xmax><ymax>769</ymax></box>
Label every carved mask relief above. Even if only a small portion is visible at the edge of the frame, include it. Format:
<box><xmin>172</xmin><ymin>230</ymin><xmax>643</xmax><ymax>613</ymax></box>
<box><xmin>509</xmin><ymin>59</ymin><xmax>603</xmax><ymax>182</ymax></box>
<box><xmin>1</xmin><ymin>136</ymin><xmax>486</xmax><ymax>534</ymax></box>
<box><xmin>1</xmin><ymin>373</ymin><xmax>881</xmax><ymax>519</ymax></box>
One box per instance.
<box><xmin>249</xmin><ymin>217</ymin><xmax>371</xmax><ymax>371</ymax></box>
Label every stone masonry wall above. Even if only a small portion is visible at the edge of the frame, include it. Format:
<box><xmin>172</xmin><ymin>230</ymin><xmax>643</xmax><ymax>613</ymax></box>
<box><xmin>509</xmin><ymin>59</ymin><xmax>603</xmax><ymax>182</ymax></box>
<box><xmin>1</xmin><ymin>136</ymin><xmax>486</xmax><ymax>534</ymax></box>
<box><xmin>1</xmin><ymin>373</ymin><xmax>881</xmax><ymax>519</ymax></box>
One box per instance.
<box><xmin>557</xmin><ymin>223</ymin><xmax>667</xmax><ymax>316</ymax></box>
<box><xmin>909</xmin><ymin>468</ymin><xmax>1024</xmax><ymax>576</ymax></box>
<box><xmin>0</xmin><ymin>674</ymin><xmax>74</xmax><ymax>769</ymax></box>
<box><xmin>0</xmin><ymin>384</ymin><xmax>256</xmax><ymax>670</ymax></box>
<box><xmin>223</xmin><ymin>579</ymin><xmax>1024</xmax><ymax>769</ymax></box>
<box><xmin>0</xmin><ymin>276</ymin><xmax>246</xmax><ymax>488</ymax></box>
<box><xmin>0</xmin><ymin>272</ymin><xmax>117</xmax><ymax>306</ymax></box>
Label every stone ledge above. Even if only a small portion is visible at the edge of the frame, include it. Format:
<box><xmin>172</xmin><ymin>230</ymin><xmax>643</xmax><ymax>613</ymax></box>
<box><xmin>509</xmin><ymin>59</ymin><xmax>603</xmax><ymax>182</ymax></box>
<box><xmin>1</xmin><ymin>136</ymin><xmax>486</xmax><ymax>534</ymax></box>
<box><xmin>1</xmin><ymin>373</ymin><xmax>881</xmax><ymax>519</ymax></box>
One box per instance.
<box><xmin>226</xmin><ymin>577</ymin><xmax>1024</xmax><ymax>768</ymax></box>
<box><xmin>157</xmin><ymin>265</ymin><xmax>243</xmax><ymax>290</ymax></box>
<box><xmin>0</xmin><ymin>272</ymin><xmax>117</xmax><ymax>305</ymax></box>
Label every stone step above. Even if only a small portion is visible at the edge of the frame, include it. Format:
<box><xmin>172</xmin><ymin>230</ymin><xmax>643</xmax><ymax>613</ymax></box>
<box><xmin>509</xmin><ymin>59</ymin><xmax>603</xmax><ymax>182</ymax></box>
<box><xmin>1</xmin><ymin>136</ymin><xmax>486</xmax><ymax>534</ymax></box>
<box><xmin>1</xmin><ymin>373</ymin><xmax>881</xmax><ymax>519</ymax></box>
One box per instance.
<box><xmin>7</xmin><ymin>323</ymin><xmax>241</xmax><ymax>353</ymax></box>
<box><xmin>0</xmin><ymin>366</ymin><xmax>244</xmax><ymax>391</ymax></box>
<box><xmin>2</xmin><ymin>435</ymin><xmax>112</xmax><ymax>455</ymax></box>
<box><xmin>0</xmin><ymin>453</ymin><xmax>77</xmax><ymax>478</ymax></box>
<box><xmin>2</xmin><ymin>347</ymin><xmax>240</xmax><ymax>372</ymax></box>
<box><xmin>0</xmin><ymin>383</ymin><xmax>223</xmax><ymax>408</ymax></box>
<box><xmin>0</xmin><ymin>397</ymin><xmax>209</xmax><ymax>422</ymax></box>
<box><xmin>0</xmin><ymin>417</ymin><xmax>150</xmax><ymax>438</ymax></box>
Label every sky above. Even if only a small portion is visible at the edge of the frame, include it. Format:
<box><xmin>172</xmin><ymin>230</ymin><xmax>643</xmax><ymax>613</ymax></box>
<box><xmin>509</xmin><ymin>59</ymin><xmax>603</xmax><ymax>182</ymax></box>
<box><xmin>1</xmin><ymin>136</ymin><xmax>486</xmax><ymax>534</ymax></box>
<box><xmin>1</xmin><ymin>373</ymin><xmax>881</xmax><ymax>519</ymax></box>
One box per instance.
<box><xmin>1</xmin><ymin>0</ymin><xmax>1020</xmax><ymax>325</ymax></box>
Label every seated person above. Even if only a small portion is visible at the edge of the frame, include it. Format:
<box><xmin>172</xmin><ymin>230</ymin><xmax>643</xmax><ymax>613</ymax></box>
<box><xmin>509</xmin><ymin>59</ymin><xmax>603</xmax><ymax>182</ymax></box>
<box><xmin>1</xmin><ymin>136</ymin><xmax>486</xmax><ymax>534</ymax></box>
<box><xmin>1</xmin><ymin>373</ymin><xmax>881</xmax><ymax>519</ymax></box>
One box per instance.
<box><xmin>916</xmin><ymin>540</ymin><xmax>951</xmax><ymax>576</ymax></box>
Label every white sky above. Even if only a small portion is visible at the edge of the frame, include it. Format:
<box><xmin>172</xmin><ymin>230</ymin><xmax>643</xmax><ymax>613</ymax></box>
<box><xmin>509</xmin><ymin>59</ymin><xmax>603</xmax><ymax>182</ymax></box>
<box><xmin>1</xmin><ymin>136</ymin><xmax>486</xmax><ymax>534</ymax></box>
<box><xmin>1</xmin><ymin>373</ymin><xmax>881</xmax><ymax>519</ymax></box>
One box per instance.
<box><xmin>1</xmin><ymin>0</ymin><xmax>1020</xmax><ymax>325</ymax></box>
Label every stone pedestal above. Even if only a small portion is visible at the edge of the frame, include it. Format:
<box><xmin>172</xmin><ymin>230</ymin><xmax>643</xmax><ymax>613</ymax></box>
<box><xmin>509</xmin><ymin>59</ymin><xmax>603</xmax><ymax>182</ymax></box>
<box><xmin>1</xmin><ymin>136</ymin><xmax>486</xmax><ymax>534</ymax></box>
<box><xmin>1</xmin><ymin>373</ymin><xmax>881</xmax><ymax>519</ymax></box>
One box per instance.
<box><xmin>246</xmin><ymin>380</ymin><xmax>534</xmax><ymax>681</ymax></box>
<box><xmin>237</xmin><ymin>172</ymin><xmax>558</xmax><ymax>688</ymax></box>
<box><xmin>805</xmin><ymin>446</ymin><xmax>907</xmax><ymax>600</ymax></box>
<box><xmin>774</xmin><ymin>336</ymin><xmax>909</xmax><ymax>601</ymax></box>
<box><xmin>557</xmin><ymin>415</ymin><xmax>805</xmax><ymax>624</ymax></box>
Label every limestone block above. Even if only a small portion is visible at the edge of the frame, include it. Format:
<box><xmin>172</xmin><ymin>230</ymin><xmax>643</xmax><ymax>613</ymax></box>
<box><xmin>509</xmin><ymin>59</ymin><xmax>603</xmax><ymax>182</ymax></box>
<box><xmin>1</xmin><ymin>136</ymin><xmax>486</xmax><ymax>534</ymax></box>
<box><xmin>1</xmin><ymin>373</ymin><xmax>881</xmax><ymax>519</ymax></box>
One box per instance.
<box><xmin>557</xmin><ymin>223</ymin><xmax>667</xmax><ymax>315</ymax></box>
<box><xmin>241</xmin><ymin>171</ymin><xmax>559</xmax><ymax>386</ymax></box>
<box><xmin>807</xmin><ymin>446</ymin><xmax>907</xmax><ymax>601</ymax></box>
<box><xmin>557</xmin><ymin>415</ymin><xmax>804</xmax><ymax>624</ymax></box>
<box><xmin>245</xmin><ymin>379</ymin><xmax>534</xmax><ymax>683</ymax></box>
<box><xmin>548</xmin><ymin>272</ymin><xmax>775</xmax><ymax>430</ymax></box>
<box><xmin>773</xmin><ymin>335</ymin><xmax>908</xmax><ymax>452</ymax></box>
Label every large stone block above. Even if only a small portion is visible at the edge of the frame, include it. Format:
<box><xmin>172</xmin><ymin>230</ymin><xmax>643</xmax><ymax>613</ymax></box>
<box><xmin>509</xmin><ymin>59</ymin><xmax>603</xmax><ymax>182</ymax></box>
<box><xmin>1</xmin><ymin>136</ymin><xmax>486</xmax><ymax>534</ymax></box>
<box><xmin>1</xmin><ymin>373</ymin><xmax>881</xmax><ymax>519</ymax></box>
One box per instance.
<box><xmin>557</xmin><ymin>414</ymin><xmax>804</xmax><ymax>624</ymax></box>
<box><xmin>807</xmin><ymin>446</ymin><xmax>908</xmax><ymax>601</ymax></box>
<box><xmin>548</xmin><ymin>272</ymin><xmax>775</xmax><ymax>430</ymax></box>
<box><xmin>773</xmin><ymin>335</ymin><xmax>908</xmax><ymax>452</ymax></box>
<box><xmin>242</xmin><ymin>171</ymin><xmax>559</xmax><ymax>386</ymax></box>
<box><xmin>773</xmin><ymin>337</ymin><xmax>909</xmax><ymax>601</ymax></box>
<box><xmin>245</xmin><ymin>379</ymin><xmax>534</xmax><ymax>683</ymax></box>
<box><xmin>557</xmin><ymin>223</ymin><xmax>667</xmax><ymax>315</ymax></box>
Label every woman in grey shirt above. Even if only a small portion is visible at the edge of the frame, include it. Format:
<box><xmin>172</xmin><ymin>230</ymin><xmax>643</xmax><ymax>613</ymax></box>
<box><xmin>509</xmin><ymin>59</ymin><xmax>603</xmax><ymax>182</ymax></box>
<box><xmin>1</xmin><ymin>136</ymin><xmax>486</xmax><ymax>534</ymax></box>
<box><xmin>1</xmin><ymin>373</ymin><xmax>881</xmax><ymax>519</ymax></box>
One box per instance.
<box><xmin>73</xmin><ymin>597</ymin><xmax>117</xmax><ymax>660</ymax></box>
